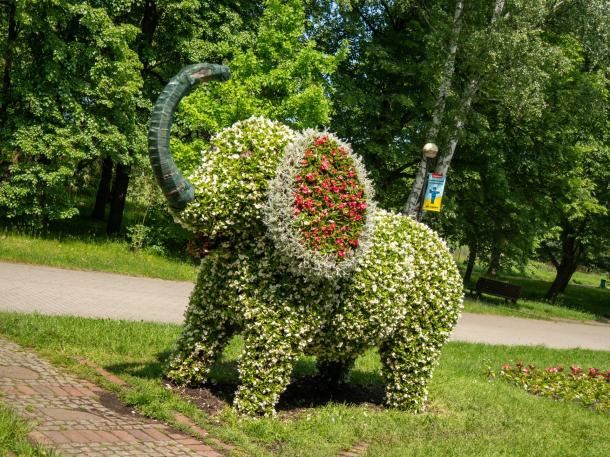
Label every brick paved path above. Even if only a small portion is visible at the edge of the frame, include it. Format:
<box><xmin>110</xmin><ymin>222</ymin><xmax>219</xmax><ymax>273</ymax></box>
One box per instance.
<box><xmin>0</xmin><ymin>338</ymin><xmax>222</xmax><ymax>456</ymax></box>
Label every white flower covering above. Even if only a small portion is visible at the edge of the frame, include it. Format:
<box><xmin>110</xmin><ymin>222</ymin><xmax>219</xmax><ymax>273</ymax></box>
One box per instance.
<box><xmin>165</xmin><ymin>118</ymin><xmax>464</xmax><ymax>416</ymax></box>
<box><xmin>263</xmin><ymin>129</ymin><xmax>377</xmax><ymax>280</ymax></box>
<box><xmin>176</xmin><ymin>117</ymin><xmax>295</xmax><ymax>238</ymax></box>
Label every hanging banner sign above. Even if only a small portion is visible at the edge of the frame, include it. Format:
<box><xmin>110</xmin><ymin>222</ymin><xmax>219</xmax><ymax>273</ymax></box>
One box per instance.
<box><xmin>423</xmin><ymin>173</ymin><xmax>446</xmax><ymax>212</ymax></box>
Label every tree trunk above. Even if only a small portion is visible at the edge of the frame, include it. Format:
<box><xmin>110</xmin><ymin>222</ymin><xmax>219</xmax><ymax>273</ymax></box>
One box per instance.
<box><xmin>403</xmin><ymin>0</ymin><xmax>464</xmax><ymax>218</ymax></box>
<box><xmin>545</xmin><ymin>220</ymin><xmax>583</xmax><ymax>301</ymax></box>
<box><xmin>106</xmin><ymin>163</ymin><xmax>130</xmax><ymax>236</ymax></box>
<box><xmin>435</xmin><ymin>78</ymin><xmax>478</xmax><ymax>176</ymax></box>
<box><xmin>91</xmin><ymin>156</ymin><xmax>113</xmax><ymax>221</ymax></box>
<box><xmin>0</xmin><ymin>0</ymin><xmax>17</xmax><ymax>116</ymax></box>
<box><xmin>463</xmin><ymin>243</ymin><xmax>477</xmax><ymax>284</ymax></box>
<box><xmin>139</xmin><ymin>1</ymin><xmax>159</xmax><ymax>75</ymax></box>
<box><xmin>486</xmin><ymin>244</ymin><xmax>501</xmax><ymax>276</ymax></box>
<box><xmin>434</xmin><ymin>0</ymin><xmax>506</xmax><ymax>177</ymax></box>
<box><xmin>545</xmin><ymin>259</ymin><xmax>577</xmax><ymax>301</ymax></box>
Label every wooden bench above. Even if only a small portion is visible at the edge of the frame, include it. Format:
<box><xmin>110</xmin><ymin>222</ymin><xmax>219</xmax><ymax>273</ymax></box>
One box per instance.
<box><xmin>470</xmin><ymin>277</ymin><xmax>521</xmax><ymax>303</ymax></box>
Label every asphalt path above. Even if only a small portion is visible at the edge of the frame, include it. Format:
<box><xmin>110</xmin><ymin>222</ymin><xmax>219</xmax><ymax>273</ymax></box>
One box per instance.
<box><xmin>1</xmin><ymin>261</ymin><xmax>609</xmax><ymax>351</ymax></box>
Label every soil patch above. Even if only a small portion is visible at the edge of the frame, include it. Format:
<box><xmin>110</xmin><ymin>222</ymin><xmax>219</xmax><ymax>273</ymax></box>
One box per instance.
<box><xmin>98</xmin><ymin>390</ymin><xmax>137</xmax><ymax>416</ymax></box>
<box><xmin>171</xmin><ymin>374</ymin><xmax>385</xmax><ymax>418</ymax></box>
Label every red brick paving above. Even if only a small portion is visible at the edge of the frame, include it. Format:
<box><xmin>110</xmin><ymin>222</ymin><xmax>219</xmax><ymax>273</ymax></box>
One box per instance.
<box><xmin>0</xmin><ymin>338</ymin><xmax>224</xmax><ymax>456</ymax></box>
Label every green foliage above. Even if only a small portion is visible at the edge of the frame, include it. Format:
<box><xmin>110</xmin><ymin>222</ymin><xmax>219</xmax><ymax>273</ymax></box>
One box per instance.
<box><xmin>306</xmin><ymin>0</ymin><xmax>609</xmax><ymax>290</ymax></box>
<box><xmin>0</xmin><ymin>1</ymin><xmax>142</xmax><ymax>226</ymax></box>
<box><xmin>124</xmin><ymin>173</ymin><xmax>194</xmax><ymax>256</ymax></box>
<box><xmin>172</xmin><ymin>0</ymin><xmax>345</xmax><ymax>173</ymax></box>
<box><xmin>166</xmin><ymin>118</ymin><xmax>463</xmax><ymax>416</ymax></box>
<box><xmin>0</xmin><ymin>0</ymin><xmax>265</xmax><ymax>233</ymax></box>
<box><xmin>0</xmin><ymin>1</ymin><xmax>141</xmax><ymax>225</ymax></box>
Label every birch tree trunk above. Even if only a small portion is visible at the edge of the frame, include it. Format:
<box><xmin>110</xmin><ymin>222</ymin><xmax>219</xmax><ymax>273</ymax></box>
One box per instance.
<box><xmin>403</xmin><ymin>0</ymin><xmax>464</xmax><ymax>217</ymax></box>
<box><xmin>435</xmin><ymin>0</ymin><xmax>506</xmax><ymax>176</ymax></box>
<box><xmin>435</xmin><ymin>77</ymin><xmax>477</xmax><ymax>175</ymax></box>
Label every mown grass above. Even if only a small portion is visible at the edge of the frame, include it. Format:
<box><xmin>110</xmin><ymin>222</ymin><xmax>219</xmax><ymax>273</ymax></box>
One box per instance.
<box><xmin>0</xmin><ymin>232</ymin><xmax>197</xmax><ymax>282</ymax></box>
<box><xmin>0</xmin><ymin>402</ymin><xmax>57</xmax><ymax>456</ymax></box>
<box><xmin>0</xmin><ymin>312</ymin><xmax>609</xmax><ymax>457</ymax></box>
<box><xmin>465</xmin><ymin>270</ymin><xmax>610</xmax><ymax>321</ymax></box>
<box><xmin>523</xmin><ymin>261</ymin><xmax>606</xmax><ymax>288</ymax></box>
<box><xmin>463</xmin><ymin>296</ymin><xmax>599</xmax><ymax>321</ymax></box>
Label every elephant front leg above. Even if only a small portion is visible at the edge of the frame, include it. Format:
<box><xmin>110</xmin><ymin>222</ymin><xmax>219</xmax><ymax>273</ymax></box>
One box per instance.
<box><xmin>379</xmin><ymin>327</ymin><xmax>445</xmax><ymax>413</ymax></box>
<box><xmin>234</xmin><ymin>326</ymin><xmax>298</xmax><ymax>417</ymax></box>
<box><xmin>166</xmin><ymin>289</ymin><xmax>235</xmax><ymax>386</ymax></box>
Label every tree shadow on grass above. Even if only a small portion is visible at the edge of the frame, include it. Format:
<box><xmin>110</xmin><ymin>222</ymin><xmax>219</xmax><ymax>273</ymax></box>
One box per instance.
<box><xmin>105</xmin><ymin>349</ymin><xmax>172</xmax><ymax>380</ymax></box>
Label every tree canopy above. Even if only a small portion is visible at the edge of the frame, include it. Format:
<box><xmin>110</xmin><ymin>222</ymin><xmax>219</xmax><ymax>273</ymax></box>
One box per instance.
<box><xmin>1</xmin><ymin>0</ymin><xmax>608</xmax><ymax>298</ymax></box>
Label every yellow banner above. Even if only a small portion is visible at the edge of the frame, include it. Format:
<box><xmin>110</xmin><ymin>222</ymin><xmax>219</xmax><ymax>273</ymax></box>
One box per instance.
<box><xmin>423</xmin><ymin>173</ymin><xmax>446</xmax><ymax>212</ymax></box>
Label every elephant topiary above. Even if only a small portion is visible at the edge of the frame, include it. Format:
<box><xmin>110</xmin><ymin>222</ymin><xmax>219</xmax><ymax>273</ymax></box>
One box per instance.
<box><xmin>148</xmin><ymin>63</ymin><xmax>463</xmax><ymax>416</ymax></box>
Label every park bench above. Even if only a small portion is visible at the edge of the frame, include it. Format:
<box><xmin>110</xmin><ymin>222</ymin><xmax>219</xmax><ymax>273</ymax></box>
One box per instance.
<box><xmin>471</xmin><ymin>277</ymin><xmax>521</xmax><ymax>304</ymax></box>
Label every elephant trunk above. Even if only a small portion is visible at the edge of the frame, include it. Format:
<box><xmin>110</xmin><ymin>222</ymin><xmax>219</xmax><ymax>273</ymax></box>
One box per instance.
<box><xmin>148</xmin><ymin>63</ymin><xmax>230</xmax><ymax>211</ymax></box>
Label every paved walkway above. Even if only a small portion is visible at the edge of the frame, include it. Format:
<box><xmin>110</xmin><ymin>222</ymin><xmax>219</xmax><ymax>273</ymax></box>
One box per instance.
<box><xmin>0</xmin><ymin>338</ymin><xmax>221</xmax><ymax>456</ymax></box>
<box><xmin>1</xmin><ymin>261</ymin><xmax>610</xmax><ymax>351</ymax></box>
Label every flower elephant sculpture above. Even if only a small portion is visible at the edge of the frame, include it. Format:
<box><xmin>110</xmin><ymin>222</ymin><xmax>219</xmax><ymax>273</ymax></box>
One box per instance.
<box><xmin>148</xmin><ymin>63</ymin><xmax>463</xmax><ymax>416</ymax></box>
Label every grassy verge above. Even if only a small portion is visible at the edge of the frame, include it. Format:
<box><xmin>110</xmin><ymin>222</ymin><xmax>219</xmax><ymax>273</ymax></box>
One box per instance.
<box><xmin>1</xmin><ymin>312</ymin><xmax>609</xmax><ymax>457</ymax></box>
<box><xmin>0</xmin><ymin>402</ymin><xmax>57</xmax><ymax>456</ymax></box>
<box><xmin>463</xmin><ymin>296</ymin><xmax>599</xmax><ymax>322</ymax></box>
<box><xmin>461</xmin><ymin>260</ymin><xmax>610</xmax><ymax>320</ymax></box>
<box><xmin>0</xmin><ymin>232</ymin><xmax>197</xmax><ymax>282</ymax></box>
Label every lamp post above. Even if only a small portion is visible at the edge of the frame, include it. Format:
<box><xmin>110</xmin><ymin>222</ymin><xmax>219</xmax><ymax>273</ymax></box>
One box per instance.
<box><xmin>416</xmin><ymin>143</ymin><xmax>439</xmax><ymax>221</ymax></box>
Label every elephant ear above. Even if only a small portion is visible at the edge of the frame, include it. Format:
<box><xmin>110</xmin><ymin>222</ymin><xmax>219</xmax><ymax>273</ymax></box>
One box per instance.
<box><xmin>264</xmin><ymin>129</ymin><xmax>377</xmax><ymax>280</ymax></box>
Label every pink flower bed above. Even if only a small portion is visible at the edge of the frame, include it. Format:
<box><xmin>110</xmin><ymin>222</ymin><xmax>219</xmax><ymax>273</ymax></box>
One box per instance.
<box><xmin>490</xmin><ymin>362</ymin><xmax>610</xmax><ymax>413</ymax></box>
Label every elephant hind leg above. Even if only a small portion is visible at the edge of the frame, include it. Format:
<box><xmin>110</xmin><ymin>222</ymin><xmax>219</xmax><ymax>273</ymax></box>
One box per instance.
<box><xmin>316</xmin><ymin>356</ymin><xmax>356</xmax><ymax>391</ymax></box>
<box><xmin>379</xmin><ymin>325</ymin><xmax>447</xmax><ymax>413</ymax></box>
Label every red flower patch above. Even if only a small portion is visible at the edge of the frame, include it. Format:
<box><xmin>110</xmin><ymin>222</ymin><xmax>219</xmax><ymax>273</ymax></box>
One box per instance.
<box><xmin>292</xmin><ymin>135</ymin><xmax>367</xmax><ymax>258</ymax></box>
<box><xmin>494</xmin><ymin>363</ymin><xmax>610</xmax><ymax>413</ymax></box>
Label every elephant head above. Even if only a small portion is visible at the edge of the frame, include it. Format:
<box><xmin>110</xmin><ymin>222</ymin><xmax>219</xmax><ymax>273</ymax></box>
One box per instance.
<box><xmin>148</xmin><ymin>63</ymin><xmax>375</xmax><ymax>279</ymax></box>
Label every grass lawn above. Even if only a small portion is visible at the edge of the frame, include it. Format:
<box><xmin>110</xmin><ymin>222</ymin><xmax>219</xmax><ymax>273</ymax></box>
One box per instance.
<box><xmin>0</xmin><ymin>232</ymin><xmax>197</xmax><ymax>282</ymax></box>
<box><xmin>0</xmin><ymin>402</ymin><xmax>56</xmax><ymax>456</ymax></box>
<box><xmin>462</xmin><ymin>296</ymin><xmax>600</xmax><ymax>321</ymax></box>
<box><xmin>0</xmin><ymin>312</ymin><xmax>609</xmax><ymax>457</ymax></box>
<box><xmin>464</xmin><ymin>271</ymin><xmax>610</xmax><ymax>321</ymax></box>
